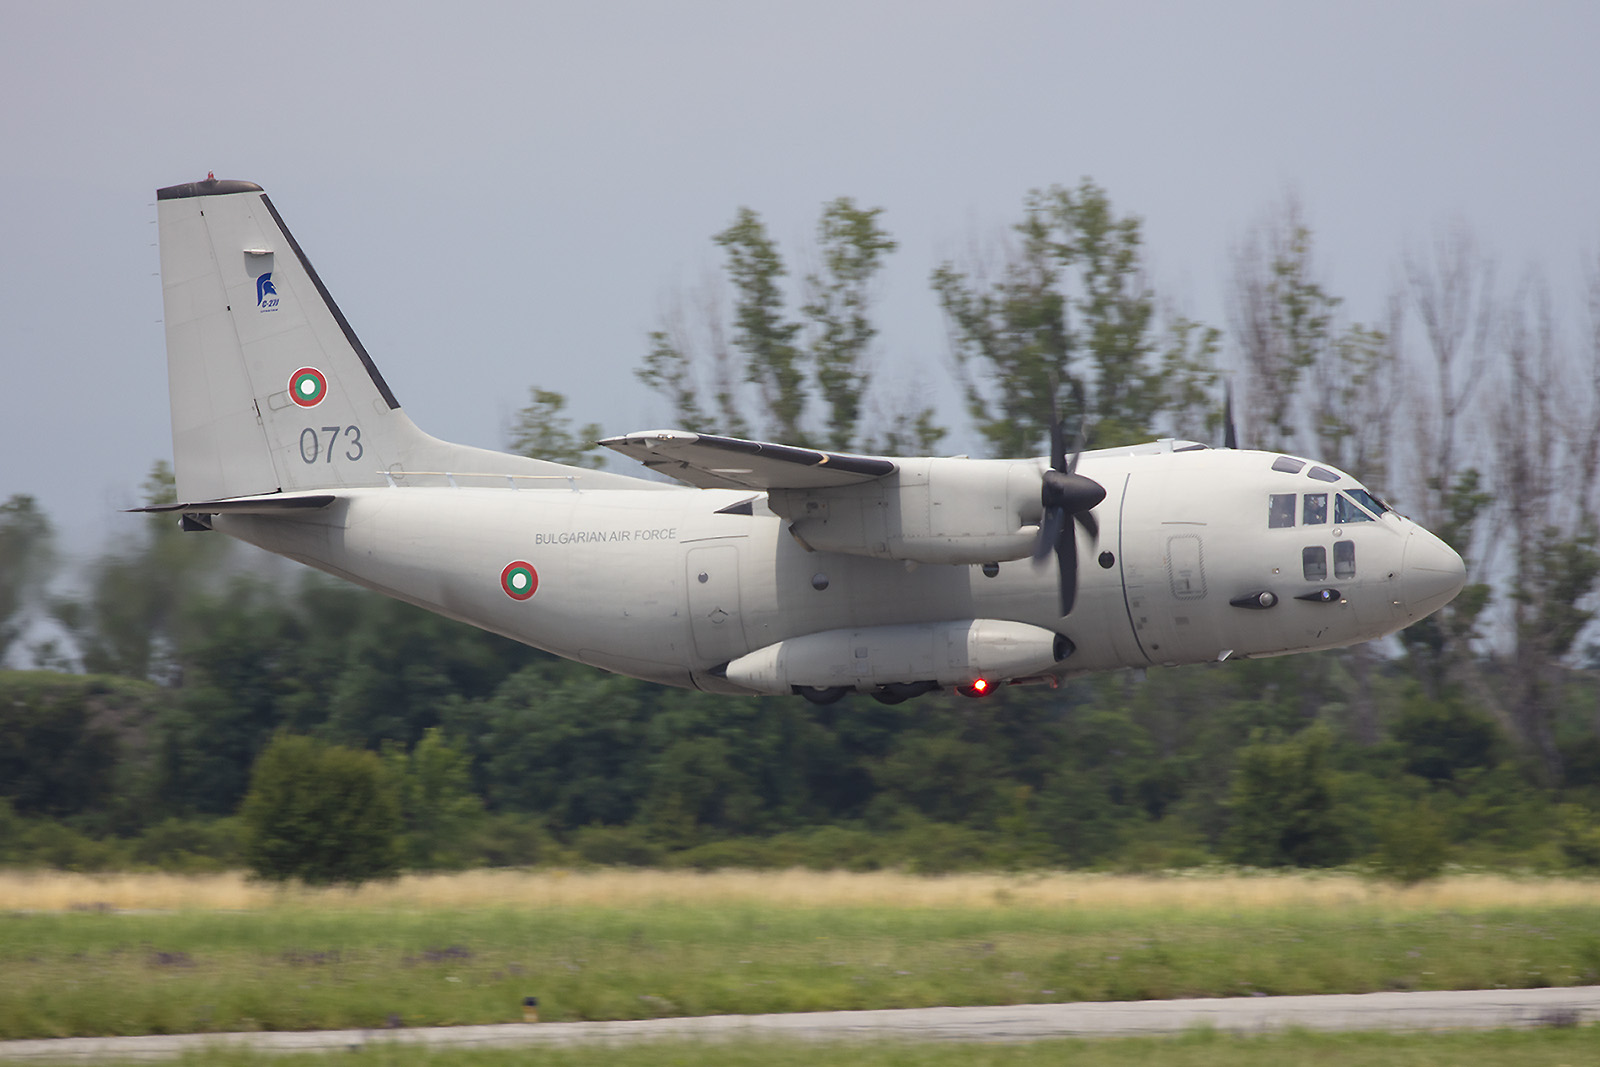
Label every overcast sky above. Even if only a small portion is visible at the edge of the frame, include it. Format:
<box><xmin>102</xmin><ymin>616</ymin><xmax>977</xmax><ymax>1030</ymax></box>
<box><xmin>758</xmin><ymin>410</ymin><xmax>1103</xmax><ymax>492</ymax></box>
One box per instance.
<box><xmin>4</xmin><ymin>0</ymin><xmax>1598</xmax><ymax>561</ymax></box>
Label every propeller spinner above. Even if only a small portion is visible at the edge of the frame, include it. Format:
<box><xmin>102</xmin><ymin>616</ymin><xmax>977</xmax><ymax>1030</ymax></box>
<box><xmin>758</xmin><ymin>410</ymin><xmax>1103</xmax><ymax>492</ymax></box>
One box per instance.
<box><xmin>1031</xmin><ymin>406</ymin><xmax>1105</xmax><ymax>616</ymax></box>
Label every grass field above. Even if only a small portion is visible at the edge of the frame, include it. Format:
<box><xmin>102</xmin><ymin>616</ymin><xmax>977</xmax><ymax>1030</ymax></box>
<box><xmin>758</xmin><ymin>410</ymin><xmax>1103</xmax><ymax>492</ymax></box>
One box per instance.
<box><xmin>58</xmin><ymin>1029</ymin><xmax>1600</xmax><ymax>1067</ymax></box>
<box><xmin>8</xmin><ymin>867</ymin><xmax>1600</xmax><ymax>913</ymax></box>
<box><xmin>3</xmin><ymin>870</ymin><xmax>1599</xmax><ymax>1041</ymax></box>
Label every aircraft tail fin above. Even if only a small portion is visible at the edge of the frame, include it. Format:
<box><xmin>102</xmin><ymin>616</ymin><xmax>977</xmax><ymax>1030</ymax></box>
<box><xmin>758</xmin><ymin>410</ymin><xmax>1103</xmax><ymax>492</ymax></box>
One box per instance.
<box><xmin>156</xmin><ymin>177</ymin><xmax>624</xmax><ymax>501</ymax></box>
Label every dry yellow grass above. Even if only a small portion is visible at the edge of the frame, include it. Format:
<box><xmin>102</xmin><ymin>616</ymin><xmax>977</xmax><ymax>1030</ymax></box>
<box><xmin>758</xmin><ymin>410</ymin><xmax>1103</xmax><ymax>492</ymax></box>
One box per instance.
<box><xmin>4</xmin><ymin>867</ymin><xmax>1600</xmax><ymax>914</ymax></box>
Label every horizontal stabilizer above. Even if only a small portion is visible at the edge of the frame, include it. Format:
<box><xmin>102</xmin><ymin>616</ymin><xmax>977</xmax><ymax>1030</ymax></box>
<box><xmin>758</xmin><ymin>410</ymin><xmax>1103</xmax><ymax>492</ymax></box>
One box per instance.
<box><xmin>130</xmin><ymin>492</ymin><xmax>337</xmax><ymax>515</ymax></box>
<box><xmin>601</xmin><ymin>430</ymin><xmax>896</xmax><ymax>490</ymax></box>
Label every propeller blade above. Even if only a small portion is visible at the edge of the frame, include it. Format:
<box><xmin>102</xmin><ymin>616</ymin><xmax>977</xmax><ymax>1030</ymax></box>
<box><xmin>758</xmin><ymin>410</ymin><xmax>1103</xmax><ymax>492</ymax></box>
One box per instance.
<box><xmin>1034</xmin><ymin>399</ymin><xmax>1103</xmax><ymax>615</ymax></box>
<box><xmin>1077</xmin><ymin>509</ymin><xmax>1099</xmax><ymax>543</ymax></box>
<box><xmin>1049</xmin><ymin>409</ymin><xmax>1066</xmax><ymax>472</ymax></box>
<box><xmin>1033</xmin><ymin>506</ymin><xmax>1066</xmax><ymax>565</ymax></box>
<box><xmin>1223</xmin><ymin>381</ymin><xmax>1238</xmax><ymax>449</ymax></box>
<box><xmin>1056</xmin><ymin>522</ymin><xmax>1078</xmax><ymax>615</ymax></box>
<box><xmin>1065</xmin><ymin>418</ymin><xmax>1087</xmax><ymax>476</ymax></box>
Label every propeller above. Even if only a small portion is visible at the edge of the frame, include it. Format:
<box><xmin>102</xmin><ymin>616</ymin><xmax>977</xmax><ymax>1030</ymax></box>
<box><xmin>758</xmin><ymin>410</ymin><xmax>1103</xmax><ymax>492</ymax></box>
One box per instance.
<box><xmin>1031</xmin><ymin>392</ymin><xmax>1105</xmax><ymax>616</ymax></box>
<box><xmin>1223</xmin><ymin>379</ymin><xmax>1239</xmax><ymax>449</ymax></box>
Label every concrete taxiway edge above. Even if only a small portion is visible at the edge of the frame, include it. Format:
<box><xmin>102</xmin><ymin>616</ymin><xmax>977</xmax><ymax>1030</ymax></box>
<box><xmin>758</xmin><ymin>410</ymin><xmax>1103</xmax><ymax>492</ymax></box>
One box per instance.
<box><xmin>3</xmin><ymin>985</ymin><xmax>1598</xmax><ymax>1061</ymax></box>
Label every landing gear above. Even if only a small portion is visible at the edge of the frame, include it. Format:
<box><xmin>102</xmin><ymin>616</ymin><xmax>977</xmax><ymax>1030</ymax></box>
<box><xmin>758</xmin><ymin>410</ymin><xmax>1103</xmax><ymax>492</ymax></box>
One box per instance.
<box><xmin>870</xmin><ymin>681</ymin><xmax>939</xmax><ymax>705</ymax></box>
<box><xmin>796</xmin><ymin>685</ymin><xmax>850</xmax><ymax>705</ymax></box>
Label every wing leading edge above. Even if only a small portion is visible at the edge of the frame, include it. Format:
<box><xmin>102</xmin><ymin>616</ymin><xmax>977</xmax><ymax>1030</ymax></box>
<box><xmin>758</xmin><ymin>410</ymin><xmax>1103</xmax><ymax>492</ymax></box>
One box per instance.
<box><xmin>601</xmin><ymin>430</ymin><xmax>896</xmax><ymax>490</ymax></box>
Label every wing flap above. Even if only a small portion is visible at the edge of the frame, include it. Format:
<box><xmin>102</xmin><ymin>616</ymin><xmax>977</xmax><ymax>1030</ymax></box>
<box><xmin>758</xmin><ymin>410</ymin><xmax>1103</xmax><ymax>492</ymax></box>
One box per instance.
<box><xmin>601</xmin><ymin>430</ymin><xmax>896</xmax><ymax>489</ymax></box>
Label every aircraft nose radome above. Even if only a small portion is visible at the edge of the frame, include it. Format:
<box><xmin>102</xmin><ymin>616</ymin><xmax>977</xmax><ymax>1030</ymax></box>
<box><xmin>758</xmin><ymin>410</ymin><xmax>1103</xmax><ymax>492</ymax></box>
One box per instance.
<box><xmin>1401</xmin><ymin>526</ymin><xmax>1467</xmax><ymax>619</ymax></box>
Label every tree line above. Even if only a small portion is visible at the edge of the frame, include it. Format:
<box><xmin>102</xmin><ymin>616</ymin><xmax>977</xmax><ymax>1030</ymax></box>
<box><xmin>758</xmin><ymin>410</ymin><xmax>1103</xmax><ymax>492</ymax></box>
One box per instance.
<box><xmin>2</xmin><ymin>178</ymin><xmax>1598</xmax><ymax>881</ymax></box>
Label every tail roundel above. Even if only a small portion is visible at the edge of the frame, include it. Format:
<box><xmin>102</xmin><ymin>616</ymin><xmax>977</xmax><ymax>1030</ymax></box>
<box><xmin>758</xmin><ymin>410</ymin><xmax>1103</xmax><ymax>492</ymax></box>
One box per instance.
<box><xmin>155</xmin><ymin>177</ymin><xmax>619</xmax><ymax>504</ymax></box>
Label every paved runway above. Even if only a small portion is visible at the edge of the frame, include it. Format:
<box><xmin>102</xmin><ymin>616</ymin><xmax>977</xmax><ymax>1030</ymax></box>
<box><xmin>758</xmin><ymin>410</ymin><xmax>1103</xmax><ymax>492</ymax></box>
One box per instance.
<box><xmin>3</xmin><ymin>985</ymin><xmax>1597</xmax><ymax>1061</ymax></box>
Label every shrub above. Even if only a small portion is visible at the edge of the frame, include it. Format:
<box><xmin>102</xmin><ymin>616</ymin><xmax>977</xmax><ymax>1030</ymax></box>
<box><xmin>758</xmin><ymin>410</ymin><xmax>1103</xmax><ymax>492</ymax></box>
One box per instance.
<box><xmin>129</xmin><ymin>817</ymin><xmax>241</xmax><ymax>873</ymax></box>
<box><xmin>671</xmin><ymin>837</ymin><xmax>787</xmax><ymax>871</ymax></box>
<box><xmin>1225</xmin><ymin>725</ymin><xmax>1353</xmax><ymax>868</ymax></box>
<box><xmin>470</xmin><ymin>813</ymin><xmax>555</xmax><ymax>867</ymax></box>
<box><xmin>1557</xmin><ymin>803</ymin><xmax>1600</xmax><ymax>869</ymax></box>
<box><xmin>1370</xmin><ymin>800</ymin><xmax>1449</xmax><ymax>885</ymax></box>
<box><xmin>571</xmin><ymin>824</ymin><xmax>662</xmax><ymax>867</ymax></box>
<box><xmin>239</xmin><ymin>734</ymin><xmax>401</xmax><ymax>885</ymax></box>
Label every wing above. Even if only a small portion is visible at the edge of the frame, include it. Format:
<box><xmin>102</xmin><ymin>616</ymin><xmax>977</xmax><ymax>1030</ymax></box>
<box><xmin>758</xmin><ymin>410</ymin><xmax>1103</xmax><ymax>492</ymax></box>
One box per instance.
<box><xmin>600</xmin><ymin>430</ymin><xmax>896</xmax><ymax>490</ymax></box>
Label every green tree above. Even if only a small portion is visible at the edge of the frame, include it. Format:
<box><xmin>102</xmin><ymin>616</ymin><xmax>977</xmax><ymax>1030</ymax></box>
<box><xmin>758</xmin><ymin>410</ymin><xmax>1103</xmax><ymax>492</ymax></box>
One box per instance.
<box><xmin>802</xmin><ymin>198</ymin><xmax>898</xmax><ymax>450</ymax></box>
<box><xmin>876</xmin><ymin>734</ymin><xmax>1002</xmax><ymax>827</ymax></box>
<box><xmin>1390</xmin><ymin>694</ymin><xmax>1499</xmax><ymax>787</ymax></box>
<box><xmin>1490</xmin><ymin>276</ymin><xmax>1600</xmax><ymax>781</ymax></box>
<box><xmin>0</xmin><ymin>495</ymin><xmax>55</xmax><ymax>665</ymax></box>
<box><xmin>1225</xmin><ymin>726</ymin><xmax>1353</xmax><ymax>868</ymax></box>
<box><xmin>932</xmin><ymin>201</ymin><xmax>1067</xmax><ymax>458</ymax></box>
<box><xmin>0</xmin><ymin>672</ymin><xmax>120</xmax><ymax>818</ymax></box>
<box><xmin>508</xmin><ymin>387</ymin><xmax>605</xmax><ymax>468</ymax></box>
<box><xmin>638</xmin><ymin>325</ymin><xmax>715</xmax><ymax>433</ymax></box>
<box><xmin>239</xmin><ymin>733</ymin><xmax>401</xmax><ymax>884</ymax></box>
<box><xmin>470</xmin><ymin>667</ymin><xmax>654</xmax><ymax>826</ymax></box>
<box><xmin>1228</xmin><ymin>199</ymin><xmax>1395</xmax><ymax>465</ymax></box>
<box><xmin>717</xmin><ymin>207</ymin><xmax>807</xmax><ymax>444</ymax></box>
<box><xmin>385</xmin><ymin>727</ymin><xmax>484</xmax><ymax>869</ymax></box>
<box><xmin>1229</xmin><ymin>202</ymin><xmax>1334</xmax><ymax>452</ymax></box>
<box><xmin>1370</xmin><ymin>796</ymin><xmax>1450</xmax><ymax>885</ymax></box>
<box><xmin>1399</xmin><ymin>469</ymin><xmax>1493</xmax><ymax>691</ymax></box>
<box><xmin>934</xmin><ymin>179</ymin><xmax>1205</xmax><ymax>456</ymax></box>
<box><xmin>1038</xmin><ymin>180</ymin><xmax>1165</xmax><ymax>446</ymax></box>
<box><xmin>871</xmin><ymin>406</ymin><xmax>948</xmax><ymax>456</ymax></box>
<box><xmin>639</xmin><ymin>198</ymin><xmax>927</xmax><ymax>452</ymax></box>
<box><xmin>1155</xmin><ymin>316</ymin><xmax>1223</xmax><ymax>442</ymax></box>
<box><xmin>644</xmin><ymin>734</ymin><xmax>761</xmax><ymax>848</ymax></box>
<box><xmin>50</xmin><ymin>461</ymin><xmax>231</xmax><ymax>681</ymax></box>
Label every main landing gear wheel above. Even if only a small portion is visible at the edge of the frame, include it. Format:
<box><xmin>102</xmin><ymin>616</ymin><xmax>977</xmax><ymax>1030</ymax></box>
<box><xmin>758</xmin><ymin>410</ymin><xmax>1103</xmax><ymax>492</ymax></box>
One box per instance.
<box><xmin>796</xmin><ymin>685</ymin><xmax>850</xmax><ymax>705</ymax></box>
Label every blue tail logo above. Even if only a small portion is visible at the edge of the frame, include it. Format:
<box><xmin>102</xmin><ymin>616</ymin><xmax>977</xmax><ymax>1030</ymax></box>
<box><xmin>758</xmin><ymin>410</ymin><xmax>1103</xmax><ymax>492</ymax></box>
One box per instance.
<box><xmin>256</xmin><ymin>272</ymin><xmax>279</xmax><ymax>312</ymax></box>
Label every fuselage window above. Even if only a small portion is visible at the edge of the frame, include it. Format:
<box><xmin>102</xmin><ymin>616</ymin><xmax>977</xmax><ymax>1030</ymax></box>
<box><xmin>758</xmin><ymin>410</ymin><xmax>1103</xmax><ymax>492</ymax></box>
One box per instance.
<box><xmin>1334</xmin><ymin>540</ymin><xmax>1356</xmax><ymax>579</ymax></box>
<box><xmin>1346</xmin><ymin>487</ymin><xmax>1389</xmax><ymax>515</ymax></box>
<box><xmin>1308</xmin><ymin>466</ymin><xmax>1341</xmax><ymax>483</ymax></box>
<box><xmin>1303</xmin><ymin>545</ymin><xmax>1327</xmax><ymax>581</ymax></box>
<box><xmin>1303</xmin><ymin>493</ymin><xmax>1328</xmax><ymax>525</ymax></box>
<box><xmin>1269</xmin><ymin>493</ymin><xmax>1297</xmax><ymax>528</ymax></box>
<box><xmin>1334</xmin><ymin>493</ymin><xmax>1375</xmax><ymax>524</ymax></box>
<box><xmin>1272</xmin><ymin>456</ymin><xmax>1306</xmax><ymax>474</ymax></box>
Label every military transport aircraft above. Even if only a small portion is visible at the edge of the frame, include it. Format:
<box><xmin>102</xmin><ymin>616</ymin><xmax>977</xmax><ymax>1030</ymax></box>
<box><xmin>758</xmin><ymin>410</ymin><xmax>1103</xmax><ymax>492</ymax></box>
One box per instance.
<box><xmin>141</xmin><ymin>176</ymin><xmax>1467</xmax><ymax>704</ymax></box>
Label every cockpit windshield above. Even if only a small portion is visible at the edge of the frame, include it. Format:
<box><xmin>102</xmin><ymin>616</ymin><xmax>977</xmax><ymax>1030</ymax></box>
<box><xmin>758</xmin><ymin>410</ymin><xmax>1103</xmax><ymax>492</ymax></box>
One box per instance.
<box><xmin>1267</xmin><ymin>486</ymin><xmax>1393</xmax><ymax>529</ymax></box>
<box><xmin>1345</xmin><ymin>488</ymin><xmax>1389</xmax><ymax>515</ymax></box>
<box><xmin>1334</xmin><ymin>493</ymin><xmax>1375</xmax><ymax>523</ymax></box>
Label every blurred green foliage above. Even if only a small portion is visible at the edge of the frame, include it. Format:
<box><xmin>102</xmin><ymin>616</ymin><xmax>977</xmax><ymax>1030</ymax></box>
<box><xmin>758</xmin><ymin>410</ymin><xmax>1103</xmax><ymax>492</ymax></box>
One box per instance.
<box><xmin>239</xmin><ymin>733</ymin><xmax>401</xmax><ymax>885</ymax></box>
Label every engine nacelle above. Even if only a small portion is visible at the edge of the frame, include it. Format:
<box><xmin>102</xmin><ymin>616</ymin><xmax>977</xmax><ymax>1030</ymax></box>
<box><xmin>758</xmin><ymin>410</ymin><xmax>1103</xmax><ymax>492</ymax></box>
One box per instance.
<box><xmin>769</xmin><ymin>457</ymin><xmax>1045</xmax><ymax>565</ymax></box>
<box><xmin>721</xmin><ymin>618</ymin><xmax>1067</xmax><ymax>695</ymax></box>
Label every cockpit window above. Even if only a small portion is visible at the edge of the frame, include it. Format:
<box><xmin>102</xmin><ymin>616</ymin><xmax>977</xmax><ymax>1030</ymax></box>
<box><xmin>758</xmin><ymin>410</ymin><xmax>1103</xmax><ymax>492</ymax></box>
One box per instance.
<box><xmin>1334</xmin><ymin>493</ymin><xmax>1375</xmax><ymax>523</ymax></box>
<box><xmin>1269</xmin><ymin>493</ymin><xmax>1296</xmax><ymax>528</ymax></box>
<box><xmin>1272</xmin><ymin>456</ymin><xmax>1306</xmax><ymax>474</ymax></box>
<box><xmin>1345</xmin><ymin>488</ymin><xmax>1390</xmax><ymax>515</ymax></box>
<box><xmin>1303</xmin><ymin>493</ymin><xmax>1328</xmax><ymax>525</ymax></box>
<box><xmin>1308</xmin><ymin>466</ymin><xmax>1341</xmax><ymax>483</ymax></box>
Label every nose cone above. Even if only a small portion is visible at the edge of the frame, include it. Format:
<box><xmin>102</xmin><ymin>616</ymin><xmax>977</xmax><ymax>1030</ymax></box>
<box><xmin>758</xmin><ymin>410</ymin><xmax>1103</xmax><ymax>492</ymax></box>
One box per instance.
<box><xmin>1401</xmin><ymin>526</ymin><xmax>1467</xmax><ymax>620</ymax></box>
